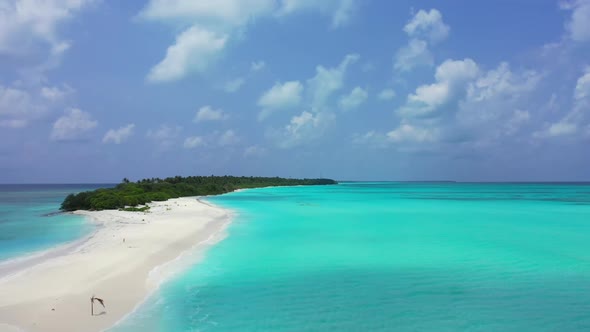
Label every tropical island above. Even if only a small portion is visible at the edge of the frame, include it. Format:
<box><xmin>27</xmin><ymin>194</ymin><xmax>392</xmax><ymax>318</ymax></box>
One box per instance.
<box><xmin>61</xmin><ymin>176</ymin><xmax>337</xmax><ymax>211</ymax></box>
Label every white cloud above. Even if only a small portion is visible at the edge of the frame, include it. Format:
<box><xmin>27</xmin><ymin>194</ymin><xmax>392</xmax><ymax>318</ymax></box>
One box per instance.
<box><xmin>257</xmin><ymin>80</ymin><xmax>303</xmax><ymax>120</ymax></box>
<box><xmin>0</xmin><ymin>0</ymin><xmax>94</xmax><ymax>55</ymax></box>
<box><xmin>352</xmin><ymin>130</ymin><xmax>388</xmax><ymax>148</ymax></box>
<box><xmin>251</xmin><ymin>60</ymin><xmax>266</xmax><ymax>71</ymax></box>
<box><xmin>565</xmin><ymin>0</ymin><xmax>590</xmax><ymax>42</ymax></box>
<box><xmin>535</xmin><ymin>122</ymin><xmax>578</xmax><ymax>138</ymax></box>
<box><xmin>574</xmin><ymin>67</ymin><xmax>590</xmax><ymax>100</ymax></box>
<box><xmin>1</xmin><ymin>82</ymin><xmax>73</xmax><ymax>128</ymax></box>
<box><xmin>339</xmin><ymin>86</ymin><xmax>367</xmax><ymax>110</ymax></box>
<box><xmin>395</xmin><ymin>60</ymin><xmax>539</xmax><ymax>145</ymax></box>
<box><xmin>464</xmin><ymin>62</ymin><xmax>540</xmax><ymax>103</ymax></box>
<box><xmin>103</xmin><ymin>124</ymin><xmax>135</xmax><ymax>144</ymax></box>
<box><xmin>504</xmin><ymin>110</ymin><xmax>531</xmax><ymax>136</ymax></box>
<box><xmin>244</xmin><ymin>145</ymin><xmax>267</xmax><ymax>157</ymax></box>
<box><xmin>223</xmin><ymin>77</ymin><xmax>245</xmax><ymax>93</ymax></box>
<box><xmin>270</xmin><ymin>110</ymin><xmax>335</xmax><ymax>148</ymax></box>
<box><xmin>435</xmin><ymin>58</ymin><xmax>480</xmax><ymax>83</ymax></box>
<box><xmin>184</xmin><ymin>136</ymin><xmax>205</xmax><ymax>149</ymax></box>
<box><xmin>398</xmin><ymin>58</ymin><xmax>479</xmax><ymax>117</ymax></box>
<box><xmin>331</xmin><ymin>0</ymin><xmax>357</xmax><ymax>28</ymax></box>
<box><xmin>276</xmin><ymin>0</ymin><xmax>359</xmax><ymax>28</ymax></box>
<box><xmin>387</xmin><ymin>123</ymin><xmax>438</xmax><ymax>143</ymax></box>
<box><xmin>219</xmin><ymin>129</ymin><xmax>239</xmax><ymax>146</ymax></box>
<box><xmin>139</xmin><ymin>0</ymin><xmax>275</xmax><ymax>27</ymax></box>
<box><xmin>535</xmin><ymin>67</ymin><xmax>590</xmax><ymax>138</ymax></box>
<box><xmin>403</xmin><ymin>9</ymin><xmax>450</xmax><ymax>44</ymax></box>
<box><xmin>140</xmin><ymin>0</ymin><xmax>358</xmax><ymax>82</ymax></box>
<box><xmin>393</xmin><ymin>39</ymin><xmax>433</xmax><ymax>72</ymax></box>
<box><xmin>140</xmin><ymin>0</ymin><xmax>276</xmax><ymax>82</ymax></box>
<box><xmin>394</xmin><ymin>8</ymin><xmax>449</xmax><ymax>73</ymax></box>
<box><xmin>307</xmin><ymin>53</ymin><xmax>359</xmax><ymax>110</ymax></box>
<box><xmin>147</xmin><ymin>124</ymin><xmax>182</xmax><ymax>149</ymax></box>
<box><xmin>40</xmin><ymin>85</ymin><xmax>73</xmax><ymax>102</ymax></box>
<box><xmin>147</xmin><ymin>25</ymin><xmax>228</xmax><ymax>83</ymax></box>
<box><xmin>194</xmin><ymin>105</ymin><xmax>228</xmax><ymax>122</ymax></box>
<box><xmin>353</xmin><ymin>124</ymin><xmax>438</xmax><ymax>148</ymax></box>
<box><xmin>378</xmin><ymin>88</ymin><xmax>396</xmax><ymax>101</ymax></box>
<box><xmin>50</xmin><ymin>108</ymin><xmax>97</xmax><ymax>141</ymax></box>
<box><xmin>0</xmin><ymin>85</ymin><xmax>37</xmax><ymax>128</ymax></box>
<box><xmin>458</xmin><ymin>62</ymin><xmax>541</xmax><ymax>125</ymax></box>
<box><xmin>262</xmin><ymin>53</ymin><xmax>360</xmax><ymax>148</ymax></box>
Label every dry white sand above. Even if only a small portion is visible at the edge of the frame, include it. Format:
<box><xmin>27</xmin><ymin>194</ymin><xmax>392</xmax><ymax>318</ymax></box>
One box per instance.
<box><xmin>0</xmin><ymin>197</ymin><xmax>232</xmax><ymax>332</ymax></box>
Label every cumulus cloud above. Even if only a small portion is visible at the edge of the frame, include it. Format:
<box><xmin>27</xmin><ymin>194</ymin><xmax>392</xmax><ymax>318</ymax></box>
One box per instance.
<box><xmin>251</xmin><ymin>60</ymin><xmax>266</xmax><ymax>71</ymax></box>
<box><xmin>276</xmin><ymin>0</ymin><xmax>359</xmax><ymax>28</ymax></box>
<box><xmin>184</xmin><ymin>136</ymin><xmax>205</xmax><ymax>149</ymax></box>
<box><xmin>103</xmin><ymin>124</ymin><xmax>135</xmax><ymax>144</ymax></box>
<box><xmin>503</xmin><ymin>110</ymin><xmax>531</xmax><ymax>136</ymax></box>
<box><xmin>394</xmin><ymin>39</ymin><xmax>433</xmax><ymax>72</ymax></box>
<box><xmin>574</xmin><ymin>67</ymin><xmax>590</xmax><ymax>100</ymax></box>
<box><xmin>0</xmin><ymin>0</ymin><xmax>94</xmax><ymax>55</ymax></box>
<box><xmin>147</xmin><ymin>124</ymin><xmax>182</xmax><ymax>149</ymax></box>
<box><xmin>352</xmin><ymin>130</ymin><xmax>389</xmax><ymax>148</ymax></box>
<box><xmin>535</xmin><ymin>122</ymin><xmax>578</xmax><ymax>138</ymax></box>
<box><xmin>223</xmin><ymin>77</ymin><xmax>245</xmax><ymax>93</ymax></box>
<box><xmin>244</xmin><ymin>145</ymin><xmax>267</xmax><ymax>157</ymax></box>
<box><xmin>269</xmin><ymin>111</ymin><xmax>335</xmax><ymax>148</ymax></box>
<box><xmin>194</xmin><ymin>105</ymin><xmax>228</xmax><ymax>122</ymax></box>
<box><xmin>0</xmin><ymin>85</ymin><xmax>38</xmax><ymax>128</ymax></box>
<box><xmin>219</xmin><ymin>129</ymin><xmax>239</xmax><ymax>146</ymax></box>
<box><xmin>458</xmin><ymin>62</ymin><xmax>541</xmax><ymax>125</ymax></box>
<box><xmin>394</xmin><ymin>8</ymin><xmax>449</xmax><ymax>72</ymax></box>
<box><xmin>330</xmin><ymin>0</ymin><xmax>358</xmax><ymax>28</ymax></box>
<box><xmin>378</xmin><ymin>88</ymin><xmax>396</xmax><ymax>101</ymax></box>
<box><xmin>449</xmin><ymin>63</ymin><xmax>541</xmax><ymax>145</ymax></box>
<box><xmin>384</xmin><ymin>59</ymin><xmax>542</xmax><ymax>149</ymax></box>
<box><xmin>40</xmin><ymin>85</ymin><xmax>73</xmax><ymax>102</ymax></box>
<box><xmin>1</xmin><ymin>83</ymin><xmax>73</xmax><ymax>128</ymax></box>
<box><xmin>387</xmin><ymin>123</ymin><xmax>438</xmax><ymax>143</ymax></box>
<box><xmin>535</xmin><ymin>67</ymin><xmax>590</xmax><ymax>138</ymax></box>
<box><xmin>403</xmin><ymin>9</ymin><xmax>450</xmax><ymax>44</ymax></box>
<box><xmin>264</xmin><ymin>54</ymin><xmax>359</xmax><ymax>148</ymax></box>
<box><xmin>147</xmin><ymin>26</ymin><xmax>228</xmax><ymax>83</ymax></box>
<box><xmin>353</xmin><ymin>123</ymin><xmax>438</xmax><ymax>148</ymax></box>
<box><xmin>398</xmin><ymin>58</ymin><xmax>479</xmax><ymax>117</ymax></box>
<box><xmin>339</xmin><ymin>86</ymin><xmax>368</xmax><ymax>110</ymax></box>
<box><xmin>563</xmin><ymin>0</ymin><xmax>590</xmax><ymax>42</ymax></box>
<box><xmin>307</xmin><ymin>53</ymin><xmax>359</xmax><ymax>110</ymax></box>
<box><xmin>257</xmin><ymin>80</ymin><xmax>303</xmax><ymax>120</ymax></box>
<box><xmin>50</xmin><ymin>108</ymin><xmax>97</xmax><ymax>141</ymax></box>
<box><xmin>140</xmin><ymin>0</ymin><xmax>360</xmax><ymax>82</ymax></box>
<box><xmin>139</xmin><ymin>0</ymin><xmax>275</xmax><ymax>26</ymax></box>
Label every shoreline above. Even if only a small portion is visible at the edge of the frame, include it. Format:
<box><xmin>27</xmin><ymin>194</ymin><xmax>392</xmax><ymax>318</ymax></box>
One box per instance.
<box><xmin>0</xmin><ymin>196</ymin><xmax>233</xmax><ymax>332</ymax></box>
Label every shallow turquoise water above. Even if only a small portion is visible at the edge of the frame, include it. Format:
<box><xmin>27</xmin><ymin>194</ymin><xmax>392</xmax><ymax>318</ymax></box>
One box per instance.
<box><xmin>113</xmin><ymin>183</ymin><xmax>590</xmax><ymax>331</ymax></box>
<box><xmin>0</xmin><ymin>184</ymin><xmax>110</xmax><ymax>261</ymax></box>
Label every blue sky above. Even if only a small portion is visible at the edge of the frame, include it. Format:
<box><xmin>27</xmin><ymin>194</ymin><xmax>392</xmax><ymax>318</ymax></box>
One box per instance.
<box><xmin>1</xmin><ymin>0</ymin><xmax>589</xmax><ymax>183</ymax></box>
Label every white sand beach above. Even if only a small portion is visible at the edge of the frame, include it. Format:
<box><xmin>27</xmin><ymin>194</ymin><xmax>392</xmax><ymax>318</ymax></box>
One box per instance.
<box><xmin>0</xmin><ymin>197</ymin><xmax>232</xmax><ymax>332</ymax></box>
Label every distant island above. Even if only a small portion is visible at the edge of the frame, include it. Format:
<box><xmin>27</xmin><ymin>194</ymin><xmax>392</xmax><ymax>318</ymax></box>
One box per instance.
<box><xmin>61</xmin><ymin>176</ymin><xmax>338</xmax><ymax>211</ymax></box>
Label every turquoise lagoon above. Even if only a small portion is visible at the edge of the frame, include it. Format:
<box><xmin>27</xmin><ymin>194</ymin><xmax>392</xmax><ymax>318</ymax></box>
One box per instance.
<box><xmin>0</xmin><ymin>184</ymin><xmax>110</xmax><ymax>262</ymax></box>
<box><xmin>113</xmin><ymin>182</ymin><xmax>590</xmax><ymax>331</ymax></box>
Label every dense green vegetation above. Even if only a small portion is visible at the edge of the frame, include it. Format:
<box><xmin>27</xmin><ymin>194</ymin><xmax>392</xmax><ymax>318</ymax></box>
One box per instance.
<box><xmin>61</xmin><ymin>176</ymin><xmax>337</xmax><ymax>211</ymax></box>
<box><xmin>119</xmin><ymin>206</ymin><xmax>150</xmax><ymax>212</ymax></box>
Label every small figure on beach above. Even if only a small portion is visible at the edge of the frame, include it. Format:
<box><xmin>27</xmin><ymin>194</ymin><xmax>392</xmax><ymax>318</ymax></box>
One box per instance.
<box><xmin>91</xmin><ymin>295</ymin><xmax>105</xmax><ymax>316</ymax></box>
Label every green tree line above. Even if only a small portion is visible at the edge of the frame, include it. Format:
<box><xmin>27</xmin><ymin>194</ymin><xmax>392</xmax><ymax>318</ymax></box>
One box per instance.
<box><xmin>61</xmin><ymin>176</ymin><xmax>337</xmax><ymax>211</ymax></box>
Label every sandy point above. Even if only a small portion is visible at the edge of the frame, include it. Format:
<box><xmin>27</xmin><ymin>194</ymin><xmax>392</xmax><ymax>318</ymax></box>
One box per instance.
<box><xmin>0</xmin><ymin>197</ymin><xmax>232</xmax><ymax>332</ymax></box>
